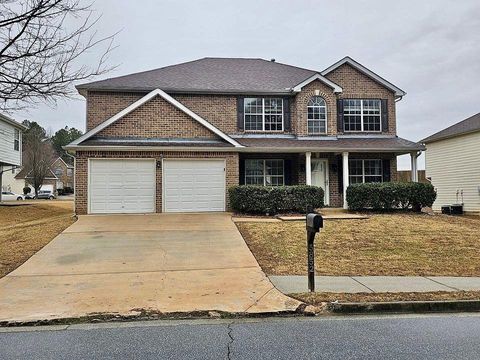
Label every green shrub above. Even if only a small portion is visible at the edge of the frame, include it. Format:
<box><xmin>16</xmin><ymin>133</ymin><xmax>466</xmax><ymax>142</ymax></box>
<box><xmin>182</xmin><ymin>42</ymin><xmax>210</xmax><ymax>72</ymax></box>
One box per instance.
<box><xmin>346</xmin><ymin>182</ymin><xmax>437</xmax><ymax>212</ymax></box>
<box><xmin>228</xmin><ymin>185</ymin><xmax>324</xmax><ymax>215</ymax></box>
<box><xmin>23</xmin><ymin>186</ymin><xmax>31</xmax><ymax>195</ymax></box>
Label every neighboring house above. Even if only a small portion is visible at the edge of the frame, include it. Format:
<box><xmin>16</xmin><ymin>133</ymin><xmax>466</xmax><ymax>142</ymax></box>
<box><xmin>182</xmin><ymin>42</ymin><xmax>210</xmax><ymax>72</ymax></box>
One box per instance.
<box><xmin>422</xmin><ymin>112</ymin><xmax>480</xmax><ymax>214</ymax></box>
<box><xmin>0</xmin><ymin>113</ymin><xmax>26</xmax><ymax>199</ymax></box>
<box><xmin>50</xmin><ymin>157</ymin><xmax>74</xmax><ymax>190</ymax></box>
<box><xmin>5</xmin><ymin>156</ymin><xmax>74</xmax><ymax>195</ymax></box>
<box><xmin>65</xmin><ymin>57</ymin><xmax>424</xmax><ymax>215</ymax></box>
<box><xmin>14</xmin><ymin>167</ymin><xmax>58</xmax><ymax>194</ymax></box>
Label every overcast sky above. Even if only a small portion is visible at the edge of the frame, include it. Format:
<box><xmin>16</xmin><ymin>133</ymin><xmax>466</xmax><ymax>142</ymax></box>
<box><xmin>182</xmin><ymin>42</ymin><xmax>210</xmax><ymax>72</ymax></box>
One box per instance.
<box><xmin>13</xmin><ymin>0</ymin><xmax>480</xmax><ymax>169</ymax></box>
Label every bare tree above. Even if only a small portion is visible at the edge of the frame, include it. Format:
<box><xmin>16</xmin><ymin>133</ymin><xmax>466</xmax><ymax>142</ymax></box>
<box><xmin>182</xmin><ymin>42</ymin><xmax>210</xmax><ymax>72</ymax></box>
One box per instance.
<box><xmin>0</xmin><ymin>0</ymin><xmax>116</xmax><ymax>111</ymax></box>
<box><xmin>22</xmin><ymin>123</ymin><xmax>55</xmax><ymax>197</ymax></box>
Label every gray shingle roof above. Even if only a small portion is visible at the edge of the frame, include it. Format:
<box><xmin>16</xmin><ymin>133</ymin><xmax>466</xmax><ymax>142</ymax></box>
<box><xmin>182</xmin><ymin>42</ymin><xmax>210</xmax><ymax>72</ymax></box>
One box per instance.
<box><xmin>422</xmin><ymin>112</ymin><xmax>480</xmax><ymax>143</ymax></box>
<box><xmin>236</xmin><ymin>136</ymin><xmax>425</xmax><ymax>152</ymax></box>
<box><xmin>76</xmin><ymin>58</ymin><xmax>317</xmax><ymax>94</ymax></box>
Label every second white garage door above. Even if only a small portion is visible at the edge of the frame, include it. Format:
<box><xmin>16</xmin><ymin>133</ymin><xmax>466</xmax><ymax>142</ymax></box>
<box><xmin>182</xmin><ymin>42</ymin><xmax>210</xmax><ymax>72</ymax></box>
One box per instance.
<box><xmin>163</xmin><ymin>159</ymin><xmax>225</xmax><ymax>212</ymax></box>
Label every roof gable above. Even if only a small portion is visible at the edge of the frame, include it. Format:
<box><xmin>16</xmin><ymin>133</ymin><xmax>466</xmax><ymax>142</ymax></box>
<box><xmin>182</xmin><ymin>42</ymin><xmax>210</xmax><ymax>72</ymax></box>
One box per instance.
<box><xmin>321</xmin><ymin>56</ymin><xmax>406</xmax><ymax>97</ymax></box>
<box><xmin>68</xmin><ymin>89</ymin><xmax>243</xmax><ymax>148</ymax></box>
<box><xmin>291</xmin><ymin>73</ymin><xmax>342</xmax><ymax>93</ymax></box>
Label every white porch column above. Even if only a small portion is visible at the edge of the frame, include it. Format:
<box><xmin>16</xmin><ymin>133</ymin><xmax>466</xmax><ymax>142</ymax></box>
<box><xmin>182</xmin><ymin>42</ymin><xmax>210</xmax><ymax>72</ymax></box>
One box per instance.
<box><xmin>342</xmin><ymin>152</ymin><xmax>349</xmax><ymax>209</ymax></box>
<box><xmin>305</xmin><ymin>152</ymin><xmax>312</xmax><ymax>185</ymax></box>
<box><xmin>410</xmin><ymin>152</ymin><xmax>418</xmax><ymax>182</ymax></box>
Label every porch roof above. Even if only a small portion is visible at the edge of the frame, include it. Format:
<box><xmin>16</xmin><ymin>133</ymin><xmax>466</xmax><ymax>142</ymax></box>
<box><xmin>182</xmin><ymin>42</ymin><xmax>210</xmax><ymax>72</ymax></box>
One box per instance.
<box><xmin>235</xmin><ymin>136</ymin><xmax>425</xmax><ymax>153</ymax></box>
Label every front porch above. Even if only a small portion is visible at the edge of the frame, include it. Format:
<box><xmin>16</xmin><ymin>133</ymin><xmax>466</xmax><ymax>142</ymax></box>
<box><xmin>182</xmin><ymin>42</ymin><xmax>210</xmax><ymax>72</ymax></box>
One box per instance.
<box><xmin>239</xmin><ymin>151</ymin><xmax>420</xmax><ymax>209</ymax></box>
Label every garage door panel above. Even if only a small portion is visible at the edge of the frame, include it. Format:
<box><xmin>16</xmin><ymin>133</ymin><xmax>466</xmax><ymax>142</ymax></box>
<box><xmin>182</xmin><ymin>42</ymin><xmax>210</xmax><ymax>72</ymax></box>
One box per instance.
<box><xmin>89</xmin><ymin>159</ymin><xmax>155</xmax><ymax>214</ymax></box>
<box><xmin>163</xmin><ymin>160</ymin><xmax>225</xmax><ymax>213</ymax></box>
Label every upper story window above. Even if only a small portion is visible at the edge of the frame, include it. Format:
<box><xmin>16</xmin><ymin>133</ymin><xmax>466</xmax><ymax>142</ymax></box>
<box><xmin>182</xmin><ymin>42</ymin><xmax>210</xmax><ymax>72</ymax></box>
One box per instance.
<box><xmin>245</xmin><ymin>159</ymin><xmax>284</xmax><ymax>186</ymax></box>
<box><xmin>54</xmin><ymin>168</ymin><xmax>63</xmax><ymax>177</ymax></box>
<box><xmin>14</xmin><ymin>129</ymin><xmax>20</xmax><ymax>151</ymax></box>
<box><xmin>344</xmin><ymin>99</ymin><xmax>381</xmax><ymax>132</ymax></box>
<box><xmin>349</xmin><ymin>159</ymin><xmax>383</xmax><ymax>184</ymax></box>
<box><xmin>244</xmin><ymin>98</ymin><xmax>283</xmax><ymax>131</ymax></box>
<box><xmin>307</xmin><ymin>96</ymin><xmax>327</xmax><ymax>134</ymax></box>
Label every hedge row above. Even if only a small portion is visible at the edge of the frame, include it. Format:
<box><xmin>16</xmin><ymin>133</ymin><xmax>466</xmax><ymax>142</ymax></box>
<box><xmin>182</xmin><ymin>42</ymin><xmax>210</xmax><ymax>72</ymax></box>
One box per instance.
<box><xmin>229</xmin><ymin>185</ymin><xmax>324</xmax><ymax>215</ymax></box>
<box><xmin>346</xmin><ymin>182</ymin><xmax>437</xmax><ymax>211</ymax></box>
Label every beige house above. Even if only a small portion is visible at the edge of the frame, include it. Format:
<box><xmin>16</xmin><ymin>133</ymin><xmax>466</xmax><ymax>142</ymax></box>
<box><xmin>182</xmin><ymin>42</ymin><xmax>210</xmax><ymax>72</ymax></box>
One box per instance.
<box><xmin>65</xmin><ymin>57</ymin><xmax>424</xmax><ymax>215</ymax></box>
<box><xmin>422</xmin><ymin>112</ymin><xmax>480</xmax><ymax>214</ymax></box>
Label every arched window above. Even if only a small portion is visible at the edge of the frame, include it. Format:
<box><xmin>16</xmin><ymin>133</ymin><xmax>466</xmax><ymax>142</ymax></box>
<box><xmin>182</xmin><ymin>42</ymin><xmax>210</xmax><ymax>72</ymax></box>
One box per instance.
<box><xmin>307</xmin><ymin>96</ymin><xmax>327</xmax><ymax>134</ymax></box>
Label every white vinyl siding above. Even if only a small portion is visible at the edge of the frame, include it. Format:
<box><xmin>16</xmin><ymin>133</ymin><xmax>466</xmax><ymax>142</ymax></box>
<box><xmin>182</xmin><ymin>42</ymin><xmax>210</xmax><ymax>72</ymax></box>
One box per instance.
<box><xmin>0</xmin><ymin>119</ymin><xmax>22</xmax><ymax>166</ymax></box>
<box><xmin>89</xmin><ymin>159</ymin><xmax>156</xmax><ymax>214</ymax></box>
<box><xmin>425</xmin><ymin>132</ymin><xmax>480</xmax><ymax>212</ymax></box>
<box><xmin>163</xmin><ymin>160</ymin><xmax>225</xmax><ymax>212</ymax></box>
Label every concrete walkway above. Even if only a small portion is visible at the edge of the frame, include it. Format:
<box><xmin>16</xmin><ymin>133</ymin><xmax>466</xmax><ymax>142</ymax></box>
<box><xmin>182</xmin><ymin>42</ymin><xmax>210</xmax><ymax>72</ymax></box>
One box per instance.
<box><xmin>269</xmin><ymin>275</ymin><xmax>480</xmax><ymax>293</ymax></box>
<box><xmin>0</xmin><ymin>214</ymin><xmax>300</xmax><ymax>324</ymax></box>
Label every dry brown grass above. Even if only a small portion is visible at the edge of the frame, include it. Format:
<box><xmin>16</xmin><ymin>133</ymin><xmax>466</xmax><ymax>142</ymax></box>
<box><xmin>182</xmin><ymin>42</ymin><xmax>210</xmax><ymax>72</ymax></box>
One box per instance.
<box><xmin>236</xmin><ymin>213</ymin><xmax>480</xmax><ymax>276</ymax></box>
<box><xmin>0</xmin><ymin>201</ymin><xmax>75</xmax><ymax>278</ymax></box>
<box><xmin>292</xmin><ymin>291</ymin><xmax>480</xmax><ymax>304</ymax></box>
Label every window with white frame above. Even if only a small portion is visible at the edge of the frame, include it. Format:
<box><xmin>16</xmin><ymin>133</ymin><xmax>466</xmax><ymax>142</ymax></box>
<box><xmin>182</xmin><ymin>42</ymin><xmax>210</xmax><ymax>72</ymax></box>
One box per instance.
<box><xmin>349</xmin><ymin>159</ymin><xmax>383</xmax><ymax>184</ymax></box>
<box><xmin>245</xmin><ymin>159</ymin><xmax>284</xmax><ymax>186</ymax></box>
<box><xmin>307</xmin><ymin>96</ymin><xmax>327</xmax><ymax>134</ymax></box>
<box><xmin>343</xmin><ymin>99</ymin><xmax>381</xmax><ymax>132</ymax></box>
<box><xmin>14</xmin><ymin>129</ymin><xmax>20</xmax><ymax>151</ymax></box>
<box><xmin>244</xmin><ymin>98</ymin><xmax>283</xmax><ymax>131</ymax></box>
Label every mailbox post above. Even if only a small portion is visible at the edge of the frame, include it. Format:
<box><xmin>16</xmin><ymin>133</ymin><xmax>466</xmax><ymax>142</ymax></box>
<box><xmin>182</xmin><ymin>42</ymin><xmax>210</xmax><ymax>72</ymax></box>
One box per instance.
<box><xmin>306</xmin><ymin>213</ymin><xmax>323</xmax><ymax>292</ymax></box>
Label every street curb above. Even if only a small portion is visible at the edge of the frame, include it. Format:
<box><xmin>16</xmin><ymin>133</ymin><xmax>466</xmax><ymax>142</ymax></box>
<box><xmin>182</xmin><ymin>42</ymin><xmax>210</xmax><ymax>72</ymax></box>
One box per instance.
<box><xmin>0</xmin><ymin>307</ymin><xmax>306</xmax><ymax>328</ymax></box>
<box><xmin>327</xmin><ymin>300</ymin><xmax>480</xmax><ymax>314</ymax></box>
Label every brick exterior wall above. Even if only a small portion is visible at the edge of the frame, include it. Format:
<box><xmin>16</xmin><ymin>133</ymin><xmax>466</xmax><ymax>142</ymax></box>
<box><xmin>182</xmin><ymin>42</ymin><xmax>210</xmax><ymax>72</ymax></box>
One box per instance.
<box><xmin>77</xmin><ymin>63</ymin><xmax>402</xmax><ymax>213</ymax></box>
<box><xmin>74</xmin><ymin>151</ymin><xmax>238</xmax><ymax>215</ymax></box>
<box><xmin>324</xmin><ymin>63</ymin><xmax>397</xmax><ymax>135</ymax></box>
<box><xmin>291</xmin><ymin>79</ymin><xmax>338</xmax><ymax>136</ymax></box>
<box><xmin>86</xmin><ymin>91</ymin><xmax>145</xmax><ymax>131</ymax></box>
<box><xmin>84</xmin><ymin>64</ymin><xmax>397</xmax><ymax>138</ymax></box>
<box><xmin>96</xmin><ymin>95</ymin><xmax>218</xmax><ymax>139</ymax></box>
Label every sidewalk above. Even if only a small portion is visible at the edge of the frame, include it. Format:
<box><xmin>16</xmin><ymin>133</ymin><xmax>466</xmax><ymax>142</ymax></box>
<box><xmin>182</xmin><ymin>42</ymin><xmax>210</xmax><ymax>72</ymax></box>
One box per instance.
<box><xmin>269</xmin><ymin>276</ymin><xmax>480</xmax><ymax>293</ymax></box>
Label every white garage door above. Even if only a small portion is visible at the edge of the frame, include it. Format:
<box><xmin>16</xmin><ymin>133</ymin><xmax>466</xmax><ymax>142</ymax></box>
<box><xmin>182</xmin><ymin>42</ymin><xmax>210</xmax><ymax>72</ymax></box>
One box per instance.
<box><xmin>163</xmin><ymin>160</ymin><xmax>225</xmax><ymax>212</ymax></box>
<box><xmin>89</xmin><ymin>159</ymin><xmax>155</xmax><ymax>214</ymax></box>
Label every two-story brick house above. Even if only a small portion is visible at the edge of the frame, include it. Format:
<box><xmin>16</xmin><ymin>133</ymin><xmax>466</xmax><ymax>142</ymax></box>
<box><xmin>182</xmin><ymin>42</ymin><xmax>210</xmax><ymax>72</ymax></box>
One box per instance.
<box><xmin>66</xmin><ymin>57</ymin><xmax>424</xmax><ymax>214</ymax></box>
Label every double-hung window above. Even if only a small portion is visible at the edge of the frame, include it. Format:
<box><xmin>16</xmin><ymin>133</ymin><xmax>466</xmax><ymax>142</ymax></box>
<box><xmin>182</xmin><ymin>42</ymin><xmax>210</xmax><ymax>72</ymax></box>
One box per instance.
<box><xmin>245</xmin><ymin>159</ymin><xmax>284</xmax><ymax>186</ymax></box>
<box><xmin>244</xmin><ymin>98</ymin><xmax>283</xmax><ymax>131</ymax></box>
<box><xmin>307</xmin><ymin>96</ymin><xmax>327</xmax><ymax>134</ymax></box>
<box><xmin>349</xmin><ymin>159</ymin><xmax>383</xmax><ymax>184</ymax></box>
<box><xmin>14</xmin><ymin>129</ymin><xmax>20</xmax><ymax>151</ymax></box>
<box><xmin>344</xmin><ymin>99</ymin><xmax>381</xmax><ymax>132</ymax></box>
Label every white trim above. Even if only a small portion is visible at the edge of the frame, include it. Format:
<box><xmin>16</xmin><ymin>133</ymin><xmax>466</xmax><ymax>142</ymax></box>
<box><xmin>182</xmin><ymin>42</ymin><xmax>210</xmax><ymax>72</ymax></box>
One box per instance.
<box><xmin>64</xmin><ymin>144</ymin><xmax>422</xmax><ymax>154</ymax></box>
<box><xmin>342</xmin><ymin>152</ymin><xmax>349</xmax><ymax>209</ymax></box>
<box><xmin>51</xmin><ymin>157</ymin><xmax>71</xmax><ymax>169</ymax></box>
<box><xmin>244</xmin><ymin>159</ymin><xmax>285</xmax><ymax>186</ymax></box>
<box><xmin>292</xmin><ymin>73</ymin><xmax>343</xmax><ymax>93</ymax></box>
<box><xmin>244</xmin><ymin>97</ymin><xmax>284</xmax><ymax>132</ymax></box>
<box><xmin>343</xmin><ymin>99</ymin><xmax>382</xmax><ymax>133</ymax></box>
<box><xmin>305</xmin><ymin>152</ymin><xmax>312</xmax><ymax>185</ymax></box>
<box><xmin>311</xmin><ymin>158</ymin><xmax>329</xmax><ymax>206</ymax></box>
<box><xmin>88</xmin><ymin>158</ymin><xmax>157</xmax><ymax>214</ymax></box>
<box><xmin>321</xmin><ymin>57</ymin><xmax>406</xmax><ymax>97</ymax></box>
<box><xmin>69</xmin><ymin>88</ymin><xmax>243</xmax><ymax>148</ymax></box>
<box><xmin>162</xmin><ymin>158</ymin><xmax>226</xmax><ymax>212</ymax></box>
<box><xmin>307</xmin><ymin>96</ymin><xmax>328</xmax><ymax>135</ymax></box>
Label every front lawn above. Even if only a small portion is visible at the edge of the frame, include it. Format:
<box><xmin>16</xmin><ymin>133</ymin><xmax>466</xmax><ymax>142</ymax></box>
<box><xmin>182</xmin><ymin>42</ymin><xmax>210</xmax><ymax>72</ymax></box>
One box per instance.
<box><xmin>0</xmin><ymin>201</ymin><xmax>75</xmax><ymax>278</ymax></box>
<box><xmin>236</xmin><ymin>213</ymin><xmax>480</xmax><ymax>276</ymax></box>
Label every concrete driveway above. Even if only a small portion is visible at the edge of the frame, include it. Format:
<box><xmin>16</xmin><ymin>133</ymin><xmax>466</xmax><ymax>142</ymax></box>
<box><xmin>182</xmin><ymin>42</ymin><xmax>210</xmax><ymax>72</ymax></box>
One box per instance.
<box><xmin>0</xmin><ymin>214</ymin><xmax>300</xmax><ymax>324</ymax></box>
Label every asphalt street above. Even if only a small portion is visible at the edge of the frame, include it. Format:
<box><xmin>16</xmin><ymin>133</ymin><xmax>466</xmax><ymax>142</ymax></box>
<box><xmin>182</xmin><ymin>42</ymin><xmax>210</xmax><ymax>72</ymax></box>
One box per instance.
<box><xmin>1</xmin><ymin>314</ymin><xmax>479</xmax><ymax>359</ymax></box>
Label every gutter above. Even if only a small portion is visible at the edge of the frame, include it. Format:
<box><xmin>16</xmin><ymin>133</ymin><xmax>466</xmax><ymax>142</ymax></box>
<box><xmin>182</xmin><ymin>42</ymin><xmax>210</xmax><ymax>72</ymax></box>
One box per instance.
<box><xmin>63</xmin><ymin>145</ymin><xmax>425</xmax><ymax>154</ymax></box>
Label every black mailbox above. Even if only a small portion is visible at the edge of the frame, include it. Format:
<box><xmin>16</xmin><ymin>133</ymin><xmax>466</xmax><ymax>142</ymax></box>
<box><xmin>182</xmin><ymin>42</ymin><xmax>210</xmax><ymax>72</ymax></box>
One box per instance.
<box><xmin>306</xmin><ymin>213</ymin><xmax>323</xmax><ymax>292</ymax></box>
<box><xmin>306</xmin><ymin>213</ymin><xmax>323</xmax><ymax>233</ymax></box>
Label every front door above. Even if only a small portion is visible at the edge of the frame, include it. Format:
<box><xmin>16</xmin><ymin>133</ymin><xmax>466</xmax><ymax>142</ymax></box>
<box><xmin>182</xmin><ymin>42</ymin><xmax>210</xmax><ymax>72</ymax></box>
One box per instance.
<box><xmin>311</xmin><ymin>159</ymin><xmax>329</xmax><ymax>205</ymax></box>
